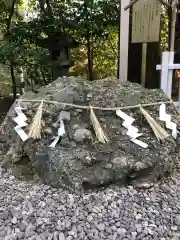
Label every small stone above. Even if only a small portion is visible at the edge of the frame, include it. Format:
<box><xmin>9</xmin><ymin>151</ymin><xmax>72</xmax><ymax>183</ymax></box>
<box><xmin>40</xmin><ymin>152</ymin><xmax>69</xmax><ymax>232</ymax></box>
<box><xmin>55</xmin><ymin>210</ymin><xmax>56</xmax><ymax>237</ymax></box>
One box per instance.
<box><xmin>25</xmin><ymin>226</ymin><xmax>35</xmax><ymax>238</ymax></box>
<box><xmin>117</xmin><ymin>228</ymin><xmax>127</xmax><ymax>235</ymax></box>
<box><xmin>0</xmin><ymin>230</ymin><xmax>5</xmax><ymax>238</ymax></box>
<box><xmin>111</xmin><ymin>156</ymin><xmax>128</xmax><ymax>168</ymax></box>
<box><xmin>59</xmin><ymin>111</ymin><xmax>70</xmax><ymax>121</ymax></box>
<box><xmin>97</xmin><ymin>223</ymin><xmax>105</xmax><ymax>231</ymax></box>
<box><xmin>111</xmin><ymin>225</ymin><xmax>117</xmax><ymax>232</ymax></box>
<box><xmin>87</xmin><ymin>215</ymin><xmax>93</xmax><ymax>223</ymax></box>
<box><xmin>53</xmin><ymin>232</ymin><xmax>59</xmax><ymax>240</ymax></box>
<box><xmin>44</xmin><ymin>127</ymin><xmax>52</xmax><ymax>135</ymax></box>
<box><xmin>39</xmin><ymin>232</ymin><xmax>49</xmax><ymax>240</ymax></box>
<box><xmin>52</xmin><ymin>86</ymin><xmax>75</xmax><ymax>103</ymax></box>
<box><xmin>135</xmin><ymin>182</ymin><xmax>153</xmax><ymax>189</ymax></box>
<box><xmin>86</xmin><ymin>203</ymin><xmax>93</xmax><ymax>212</ymax></box>
<box><xmin>147</xmin><ymin>228</ymin><xmax>154</xmax><ymax>235</ymax></box>
<box><xmin>92</xmin><ymin>206</ymin><xmax>101</xmax><ymax>213</ymax></box>
<box><xmin>16</xmin><ymin>231</ymin><xmax>24</xmax><ymax>239</ymax></box>
<box><xmin>132</xmin><ymin>232</ymin><xmax>137</xmax><ymax>239</ymax></box>
<box><xmin>59</xmin><ymin>233</ymin><xmax>65</xmax><ymax>240</ymax></box>
<box><xmin>47</xmin><ymin>234</ymin><xmax>53</xmax><ymax>240</ymax></box>
<box><xmin>136</xmin><ymin>214</ymin><xmax>142</xmax><ymax>220</ymax></box>
<box><xmin>160</xmin><ymin>184</ymin><xmax>171</xmax><ymax>193</ymax></box>
<box><xmin>73</xmin><ymin>129</ymin><xmax>93</xmax><ymax>142</ymax></box>
<box><xmin>0</xmin><ymin>211</ymin><xmax>9</xmax><ymax>219</ymax></box>
<box><xmin>172</xmin><ymin>232</ymin><xmax>180</xmax><ymax>238</ymax></box>
<box><xmin>18</xmin><ymin>222</ymin><xmax>26</xmax><ymax>231</ymax></box>
<box><xmin>175</xmin><ymin>215</ymin><xmax>180</xmax><ymax>226</ymax></box>
<box><xmin>66</xmin><ymin>237</ymin><xmax>73</xmax><ymax>240</ymax></box>
<box><xmin>171</xmin><ymin>226</ymin><xmax>178</xmax><ymax>231</ymax></box>
<box><xmin>72</xmin><ymin>124</ymin><xmax>79</xmax><ymax>130</ymax></box>
<box><xmin>150</xmin><ymin>193</ymin><xmax>157</xmax><ymax>202</ymax></box>
<box><xmin>135</xmin><ymin>224</ymin><xmax>142</xmax><ymax>233</ymax></box>
<box><xmin>11</xmin><ymin>217</ymin><xmax>17</xmax><ymax>224</ymax></box>
<box><xmin>87</xmin><ymin>93</ymin><xmax>92</xmax><ymax>98</ymax></box>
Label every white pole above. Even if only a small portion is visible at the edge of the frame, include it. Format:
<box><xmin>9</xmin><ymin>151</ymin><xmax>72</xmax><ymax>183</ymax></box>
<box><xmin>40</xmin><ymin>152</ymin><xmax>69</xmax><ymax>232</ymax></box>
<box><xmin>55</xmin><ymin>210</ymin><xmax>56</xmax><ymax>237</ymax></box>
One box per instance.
<box><xmin>159</xmin><ymin>52</ymin><xmax>170</xmax><ymax>94</ymax></box>
<box><xmin>119</xmin><ymin>0</ymin><xmax>130</xmax><ymax>84</ymax></box>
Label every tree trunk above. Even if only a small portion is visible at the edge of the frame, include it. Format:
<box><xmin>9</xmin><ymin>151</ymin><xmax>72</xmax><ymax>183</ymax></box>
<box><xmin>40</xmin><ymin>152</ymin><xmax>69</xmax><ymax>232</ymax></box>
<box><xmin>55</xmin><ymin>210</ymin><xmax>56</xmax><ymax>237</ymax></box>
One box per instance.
<box><xmin>84</xmin><ymin>0</ymin><xmax>94</xmax><ymax>81</ymax></box>
<box><xmin>6</xmin><ymin>0</ymin><xmax>17</xmax><ymax>100</ymax></box>
<box><xmin>10</xmin><ymin>62</ymin><xmax>17</xmax><ymax>100</ymax></box>
<box><xmin>46</xmin><ymin>0</ymin><xmax>52</xmax><ymax>15</ymax></box>
<box><xmin>117</xmin><ymin>17</ymin><xmax>120</xmax><ymax>79</ymax></box>
<box><xmin>168</xmin><ymin>0</ymin><xmax>172</xmax><ymax>50</ymax></box>
<box><xmin>87</xmin><ymin>31</ymin><xmax>93</xmax><ymax>81</ymax></box>
<box><xmin>38</xmin><ymin>0</ymin><xmax>45</xmax><ymax>13</ymax></box>
<box><xmin>6</xmin><ymin>0</ymin><xmax>16</xmax><ymax>34</ymax></box>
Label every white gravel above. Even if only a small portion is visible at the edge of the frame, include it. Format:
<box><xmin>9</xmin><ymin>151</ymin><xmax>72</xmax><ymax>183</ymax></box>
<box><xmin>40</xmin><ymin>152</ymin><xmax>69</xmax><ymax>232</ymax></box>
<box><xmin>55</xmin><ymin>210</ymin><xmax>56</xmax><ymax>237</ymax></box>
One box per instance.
<box><xmin>1</xmin><ymin>167</ymin><xmax>180</xmax><ymax>240</ymax></box>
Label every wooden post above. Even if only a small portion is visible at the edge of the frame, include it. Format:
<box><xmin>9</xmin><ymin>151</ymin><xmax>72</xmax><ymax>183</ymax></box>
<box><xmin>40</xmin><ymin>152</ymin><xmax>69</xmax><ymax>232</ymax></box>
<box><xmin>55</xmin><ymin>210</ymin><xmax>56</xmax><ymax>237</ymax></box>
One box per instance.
<box><xmin>119</xmin><ymin>0</ymin><xmax>130</xmax><ymax>84</ymax></box>
<box><xmin>130</xmin><ymin>0</ymin><xmax>161</xmax><ymax>88</ymax></box>
<box><xmin>141</xmin><ymin>43</ymin><xmax>147</xmax><ymax>87</ymax></box>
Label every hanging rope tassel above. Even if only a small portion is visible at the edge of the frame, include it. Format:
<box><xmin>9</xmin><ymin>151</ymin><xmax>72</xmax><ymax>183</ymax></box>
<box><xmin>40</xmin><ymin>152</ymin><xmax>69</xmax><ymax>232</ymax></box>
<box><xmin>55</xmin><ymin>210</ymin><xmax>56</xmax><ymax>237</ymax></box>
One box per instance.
<box><xmin>28</xmin><ymin>101</ymin><xmax>44</xmax><ymax>139</ymax></box>
<box><xmin>90</xmin><ymin>106</ymin><xmax>109</xmax><ymax>144</ymax></box>
<box><xmin>140</xmin><ymin>106</ymin><xmax>169</xmax><ymax>141</ymax></box>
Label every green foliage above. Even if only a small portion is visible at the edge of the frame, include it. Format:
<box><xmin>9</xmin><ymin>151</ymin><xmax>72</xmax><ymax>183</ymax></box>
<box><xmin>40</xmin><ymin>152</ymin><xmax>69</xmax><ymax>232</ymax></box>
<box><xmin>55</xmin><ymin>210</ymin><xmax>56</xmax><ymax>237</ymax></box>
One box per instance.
<box><xmin>71</xmin><ymin>27</ymin><xmax>118</xmax><ymax>79</ymax></box>
<box><xmin>0</xmin><ymin>64</ymin><xmax>11</xmax><ymax>96</ymax></box>
<box><xmin>0</xmin><ymin>0</ymin><xmax>174</xmax><ymax>97</ymax></box>
<box><xmin>0</xmin><ymin>0</ymin><xmax>120</xmax><ymax>95</ymax></box>
<box><xmin>69</xmin><ymin>0</ymin><xmax>119</xmax><ymax>80</ymax></box>
<box><xmin>160</xmin><ymin>6</ymin><xmax>169</xmax><ymax>51</ymax></box>
<box><xmin>93</xmin><ymin>29</ymin><xmax>118</xmax><ymax>79</ymax></box>
<box><xmin>70</xmin><ymin>0</ymin><xmax>119</xmax><ymax>38</ymax></box>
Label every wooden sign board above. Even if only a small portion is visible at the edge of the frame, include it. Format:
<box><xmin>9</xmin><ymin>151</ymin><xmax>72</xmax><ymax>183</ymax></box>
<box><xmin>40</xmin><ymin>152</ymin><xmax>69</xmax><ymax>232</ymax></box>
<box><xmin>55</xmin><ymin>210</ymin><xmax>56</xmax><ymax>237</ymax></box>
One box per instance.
<box><xmin>132</xmin><ymin>0</ymin><xmax>161</xmax><ymax>43</ymax></box>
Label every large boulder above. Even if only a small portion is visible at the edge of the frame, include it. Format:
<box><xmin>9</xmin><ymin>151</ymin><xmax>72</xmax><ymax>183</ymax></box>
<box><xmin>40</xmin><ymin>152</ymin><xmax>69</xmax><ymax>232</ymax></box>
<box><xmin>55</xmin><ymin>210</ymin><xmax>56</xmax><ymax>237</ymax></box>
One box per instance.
<box><xmin>1</xmin><ymin>76</ymin><xmax>180</xmax><ymax>191</ymax></box>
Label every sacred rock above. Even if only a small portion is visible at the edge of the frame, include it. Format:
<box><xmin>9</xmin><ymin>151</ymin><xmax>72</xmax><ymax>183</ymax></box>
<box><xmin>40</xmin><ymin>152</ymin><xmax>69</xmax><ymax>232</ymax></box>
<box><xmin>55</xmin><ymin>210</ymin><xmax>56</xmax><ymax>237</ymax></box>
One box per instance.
<box><xmin>1</xmin><ymin>76</ymin><xmax>180</xmax><ymax>191</ymax></box>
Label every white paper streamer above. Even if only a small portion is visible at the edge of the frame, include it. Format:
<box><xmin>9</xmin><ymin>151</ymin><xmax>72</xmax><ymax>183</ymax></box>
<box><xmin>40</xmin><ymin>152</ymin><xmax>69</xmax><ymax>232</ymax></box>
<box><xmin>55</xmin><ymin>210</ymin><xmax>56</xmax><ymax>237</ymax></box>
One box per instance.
<box><xmin>116</xmin><ymin>110</ymin><xmax>148</xmax><ymax>148</ymax></box>
<box><xmin>159</xmin><ymin>103</ymin><xmax>177</xmax><ymax>139</ymax></box>
<box><xmin>13</xmin><ymin>106</ymin><xmax>28</xmax><ymax>141</ymax></box>
<box><xmin>50</xmin><ymin>111</ymin><xmax>70</xmax><ymax>148</ymax></box>
<box><xmin>50</xmin><ymin>119</ymin><xmax>65</xmax><ymax>148</ymax></box>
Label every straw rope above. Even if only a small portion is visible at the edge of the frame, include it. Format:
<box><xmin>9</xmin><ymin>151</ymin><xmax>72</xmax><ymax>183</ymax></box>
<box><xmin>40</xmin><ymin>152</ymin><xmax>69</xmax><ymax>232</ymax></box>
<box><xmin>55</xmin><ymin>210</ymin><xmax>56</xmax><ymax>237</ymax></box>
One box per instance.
<box><xmin>90</xmin><ymin>106</ymin><xmax>109</xmax><ymax>144</ymax></box>
<box><xmin>140</xmin><ymin>106</ymin><xmax>169</xmax><ymax>140</ymax></box>
<box><xmin>28</xmin><ymin>101</ymin><xmax>44</xmax><ymax>139</ymax></box>
<box><xmin>17</xmin><ymin>99</ymin><xmax>172</xmax><ymax>111</ymax></box>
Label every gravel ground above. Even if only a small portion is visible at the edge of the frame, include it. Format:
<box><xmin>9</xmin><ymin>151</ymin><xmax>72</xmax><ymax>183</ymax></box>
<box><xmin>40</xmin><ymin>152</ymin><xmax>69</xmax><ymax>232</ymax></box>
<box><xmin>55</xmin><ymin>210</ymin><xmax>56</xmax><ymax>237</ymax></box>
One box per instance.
<box><xmin>1</xmin><ymin>168</ymin><xmax>180</xmax><ymax>240</ymax></box>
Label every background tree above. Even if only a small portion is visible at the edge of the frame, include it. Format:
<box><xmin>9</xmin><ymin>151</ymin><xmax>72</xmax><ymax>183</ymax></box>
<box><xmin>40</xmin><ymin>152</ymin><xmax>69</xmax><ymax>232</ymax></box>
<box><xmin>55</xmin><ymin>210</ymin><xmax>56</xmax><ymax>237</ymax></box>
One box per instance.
<box><xmin>70</xmin><ymin>0</ymin><xmax>119</xmax><ymax>80</ymax></box>
<box><xmin>0</xmin><ymin>0</ymin><xmax>176</xmax><ymax>98</ymax></box>
<box><xmin>0</xmin><ymin>0</ymin><xmax>119</xmax><ymax>97</ymax></box>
